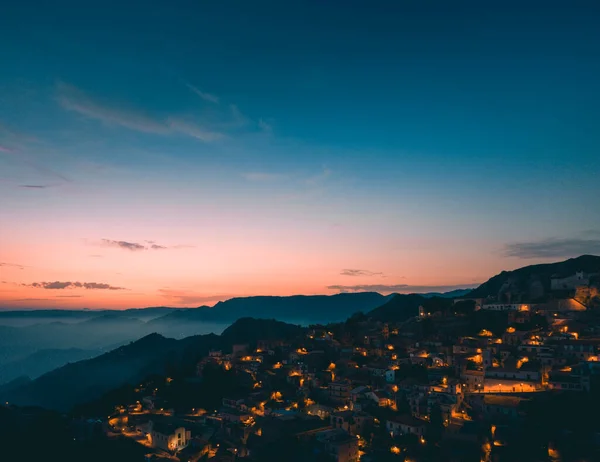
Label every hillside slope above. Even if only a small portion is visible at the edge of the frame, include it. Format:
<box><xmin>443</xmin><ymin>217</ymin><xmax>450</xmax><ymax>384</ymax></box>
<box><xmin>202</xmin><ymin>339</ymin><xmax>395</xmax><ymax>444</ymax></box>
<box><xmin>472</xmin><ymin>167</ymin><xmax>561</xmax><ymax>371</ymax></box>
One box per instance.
<box><xmin>0</xmin><ymin>318</ymin><xmax>305</xmax><ymax>411</ymax></box>
<box><xmin>467</xmin><ymin>255</ymin><xmax>600</xmax><ymax>301</ymax></box>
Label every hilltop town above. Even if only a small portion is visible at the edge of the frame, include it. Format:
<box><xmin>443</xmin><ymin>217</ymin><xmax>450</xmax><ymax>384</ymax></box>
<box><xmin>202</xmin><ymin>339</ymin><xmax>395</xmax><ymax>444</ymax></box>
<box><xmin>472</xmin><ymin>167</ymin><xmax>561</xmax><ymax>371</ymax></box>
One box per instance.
<box><xmin>2</xmin><ymin>258</ymin><xmax>600</xmax><ymax>462</ymax></box>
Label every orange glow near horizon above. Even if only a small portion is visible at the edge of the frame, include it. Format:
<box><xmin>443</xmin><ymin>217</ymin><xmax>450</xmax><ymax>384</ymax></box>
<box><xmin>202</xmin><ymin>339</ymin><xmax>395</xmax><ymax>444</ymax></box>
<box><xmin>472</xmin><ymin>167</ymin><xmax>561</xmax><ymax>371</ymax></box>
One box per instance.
<box><xmin>0</xmin><ymin>225</ymin><xmax>559</xmax><ymax>310</ymax></box>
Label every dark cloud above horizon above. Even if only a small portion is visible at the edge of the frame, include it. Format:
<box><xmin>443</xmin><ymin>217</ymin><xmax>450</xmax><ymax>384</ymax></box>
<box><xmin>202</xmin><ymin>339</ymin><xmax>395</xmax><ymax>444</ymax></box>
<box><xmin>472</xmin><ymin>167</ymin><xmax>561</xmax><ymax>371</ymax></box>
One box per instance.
<box><xmin>504</xmin><ymin>236</ymin><xmax>600</xmax><ymax>259</ymax></box>
<box><xmin>99</xmin><ymin>239</ymin><xmax>189</xmax><ymax>251</ymax></box>
<box><xmin>340</xmin><ymin>269</ymin><xmax>384</xmax><ymax>277</ymax></box>
<box><xmin>101</xmin><ymin>239</ymin><xmax>146</xmax><ymax>251</ymax></box>
<box><xmin>23</xmin><ymin>281</ymin><xmax>126</xmax><ymax>290</ymax></box>
<box><xmin>327</xmin><ymin>283</ymin><xmax>477</xmax><ymax>294</ymax></box>
<box><xmin>0</xmin><ymin>262</ymin><xmax>26</xmax><ymax>270</ymax></box>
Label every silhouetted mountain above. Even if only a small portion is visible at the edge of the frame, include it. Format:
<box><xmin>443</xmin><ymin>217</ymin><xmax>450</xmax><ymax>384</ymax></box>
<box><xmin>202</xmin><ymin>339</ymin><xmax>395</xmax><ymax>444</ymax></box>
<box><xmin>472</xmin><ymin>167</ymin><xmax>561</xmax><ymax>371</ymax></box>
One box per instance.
<box><xmin>417</xmin><ymin>289</ymin><xmax>474</xmax><ymax>299</ymax></box>
<box><xmin>0</xmin><ymin>376</ymin><xmax>31</xmax><ymax>395</ymax></box>
<box><xmin>220</xmin><ymin>317</ymin><xmax>305</xmax><ymax>345</ymax></box>
<box><xmin>467</xmin><ymin>255</ymin><xmax>600</xmax><ymax>301</ymax></box>
<box><xmin>150</xmin><ymin>292</ymin><xmax>388</xmax><ymax>327</ymax></box>
<box><xmin>0</xmin><ymin>318</ymin><xmax>305</xmax><ymax>411</ymax></box>
<box><xmin>368</xmin><ymin>294</ymin><xmax>427</xmax><ymax>322</ymax></box>
<box><xmin>2</xmin><ymin>333</ymin><xmax>180</xmax><ymax>410</ymax></box>
<box><xmin>0</xmin><ymin>348</ymin><xmax>99</xmax><ymax>384</ymax></box>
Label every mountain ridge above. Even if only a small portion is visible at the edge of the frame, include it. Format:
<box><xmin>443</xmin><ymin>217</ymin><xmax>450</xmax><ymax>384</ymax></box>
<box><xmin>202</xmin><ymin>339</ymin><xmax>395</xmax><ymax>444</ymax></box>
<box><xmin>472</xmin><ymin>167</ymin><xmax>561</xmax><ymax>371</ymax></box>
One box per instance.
<box><xmin>466</xmin><ymin>254</ymin><xmax>600</xmax><ymax>301</ymax></box>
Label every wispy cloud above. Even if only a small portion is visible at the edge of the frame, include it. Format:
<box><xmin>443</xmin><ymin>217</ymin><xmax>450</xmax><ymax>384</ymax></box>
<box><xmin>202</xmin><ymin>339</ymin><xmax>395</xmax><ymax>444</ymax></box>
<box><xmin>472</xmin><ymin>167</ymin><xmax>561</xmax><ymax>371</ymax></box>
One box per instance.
<box><xmin>99</xmin><ymin>239</ymin><xmax>191</xmax><ymax>251</ymax></box>
<box><xmin>101</xmin><ymin>239</ymin><xmax>146</xmax><ymax>251</ymax></box>
<box><xmin>0</xmin><ymin>145</ymin><xmax>16</xmax><ymax>153</ymax></box>
<box><xmin>57</xmin><ymin>83</ymin><xmax>224</xmax><ymax>142</ymax></box>
<box><xmin>327</xmin><ymin>283</ymin><xmax>478</xmax><ymax>294</ymax></box>
<box><xmin>504</xmin><ymin>237</ymin><xmax>600</xmax><ymax>259</ymax></box>
<box><xmin>0</xmin><ymin>262</ymin><xmax>26</xmax><ymax>270</ymax></box>
<box><xmin>0</xmin><ymin>141</ymin><xmax>71</xmax><ymax>184</ymax></box>
<box><xmin>55</xmin><ymin>295</ymin><xmax>83</xmax><ymax>298</ymax></box>
<box><xmin>167</xmin><ymin>118</ymin><xmax>224</xmax><ymax>142</ymax></box>
<box><xmin>57</xmin><ymin>82</ymin><xmax>169</xmax><ymax>135</ymax></box>
<box><xmin>340</xmin><ymin>269</ymin><xmax>384</xmax><ymax>277</ymax></box>
<box><xmin>185</xmin><ymin>83</ymin><xmax>219</xmax><ymax>104</ymax></box>
<box><xmin>305</xmin><ymin>167</ymin><xmax>332</xmax><ymax>186</ymax></box>
<box><xmin>229</xmin><ymin>104</ymin><xmax>249</xmax><ymax>127</ymax></box>
<box><xmin>241</xmin><ymin>172</ymin><xmax>287</xmax><ymax>182</ymax></box>
<box><xmin>258</xmin><ymin>118</ymin><xmax>273</xmax><ymax>133</ymax></box>
<box><xmin>159</xmin><ymin>289</ymin><xmax>233</xmax><ymax>305</ymax></box>
<box><xmin>23</xmin><ymin>281</ymin><xmax>127</xmax><ymax>290</ymax></box>
<box><xmin>19</xmin><ymin>184</ymin><xmax>52</xmax><ymax>189</ymax></box>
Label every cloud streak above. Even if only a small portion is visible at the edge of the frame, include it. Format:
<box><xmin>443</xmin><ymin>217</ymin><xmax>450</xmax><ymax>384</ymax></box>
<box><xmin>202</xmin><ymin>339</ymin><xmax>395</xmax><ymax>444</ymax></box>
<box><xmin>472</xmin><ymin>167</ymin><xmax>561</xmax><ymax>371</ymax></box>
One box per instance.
<box><xmin>258</xmin><ymin>118</ymin><xmax>273</xmax><ymax>133</ymax></box>
<box><xmin>57</xmin><ymin>82</ymin><xmax>169</xmax><ymax>134</ymax></box>
<box><xmin>101</xmin><ymin>239</ymin><xmax>146</xmax><ymax>251</ymax></box>
<box><xmin>340</xmin><ymin>269</ymin><xmax>384</xmax><ymax>277</ymax></box>
<box><xmin>242</xmin><ymin>172</ymin><xmax>287</xmax><ymax>182</ymax></box>
<box><xmin>0</xmin><ymin>262</ymin><xmax>26</xmax><ymax>270</ymax></box>
<box><xmin>327</xmin><ymin>283</ymin><xmax>478</xmax><ymax>294</ymax></box>
<box><xmin>57</xmin><ymin>82</ymin><xmax>224</xmax><ymax>142</ymax></box>
<box><xmin>167</xmin><ymin>118</ymin><xmax>224</xmax><ymax>142</ymax></box>
<box><xmin>0</xmin><ymin>145</ymin><xmax>16</xmax><ymax>153</ymax></box>
<box><xmin>99</xmin><ymin>239</ymin><xmax>190</xmax><ymax>251</ymax></box>
<box><xmin>24</xmin><ymin>281</ymin><xmax>127</xmax><ymax>290</ymax></box>
<box><xmin>504</xmin><ymin>237</ymin><xmax>600</xmax><ymax>259</ymax></box>
<box><xmin>185</xmin><ymin>83</ymin><xmax>219</xmax><ymax>104</ymax></box>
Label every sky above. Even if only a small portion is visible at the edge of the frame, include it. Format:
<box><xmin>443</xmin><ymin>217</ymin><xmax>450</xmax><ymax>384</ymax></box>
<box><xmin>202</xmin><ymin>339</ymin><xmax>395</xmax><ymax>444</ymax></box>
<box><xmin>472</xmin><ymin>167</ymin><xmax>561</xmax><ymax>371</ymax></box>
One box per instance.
<box><xmin>1</xmin><ymin>1</ymin><xmax>599</xmax><ymax>309</ymax></box>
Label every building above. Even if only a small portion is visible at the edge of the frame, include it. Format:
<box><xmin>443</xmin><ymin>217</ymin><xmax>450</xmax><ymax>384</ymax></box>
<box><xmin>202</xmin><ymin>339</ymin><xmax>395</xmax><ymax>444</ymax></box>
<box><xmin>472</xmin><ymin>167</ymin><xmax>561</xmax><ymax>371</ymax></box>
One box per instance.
<box><xmin>218</xmin><ymin>407</ymin><xmax>252</xmax><ymax>423</ymax></box>
<box><xmin>306</xmin><ymin>403</ymin><xmax>334</xmax><ymax>419</ymax></box>
<box><xmin>149</xmin><ymin>421</ymin><xmax>190</xmax><ymax>452</ymax></box>
<box><xmin>316</xmin><ymin>428</ymin><xmax>359</xmax><ymax>462</ymax></box>
<box><xmin>350</xmin><ymin>386</ymin><xmax>369</xmax><ymax>402</ymax></box>
<box><xmin>551</xmin><ymin>272</ymin><xmax>590</xmax><ymax>291</ymax></box>
<box><xmin>365</xmin><ymin>390</ymin><xmax>393</xmax><ymax>407</ymax></box>
<box><xmin>386</xmin><ymin>414</ymin><xmax>427</xmax><ymax>437</ymax></box>
<box><xmin>329</xmin><ymin>381</ymin><xmax>352</xmax><ymax>402</ymax></box>
<box><xmin>481</xmin><ymin>303</ymin><xmax>532</xmax><ymax>312</ymax></box>
<box><xmin>330</xmin><ymin>410</ymin><xmax>373</xmax><ymax>435</ymax></box>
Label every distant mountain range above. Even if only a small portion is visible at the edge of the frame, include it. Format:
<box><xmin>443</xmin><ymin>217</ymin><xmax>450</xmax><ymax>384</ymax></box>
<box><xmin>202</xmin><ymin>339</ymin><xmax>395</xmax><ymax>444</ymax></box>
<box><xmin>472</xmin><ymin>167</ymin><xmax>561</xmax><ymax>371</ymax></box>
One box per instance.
<box><xmin>417</xmin><ymin>289</ymin><xmax>473</xmax><ymax>299</ymax></box>
<box><xmin>0</xmin><ymin>307</ymin><xmax>184</xmax><ymax>325</ymax></box>
<box><xmin>1</xmin><ymin>255</ymin><xmax>597</xmax><ymax>387</ymax></box>
<box><xmin>148</xmin><ymin>292</ymin><xmax>391</xmax><ymax>328</ymax></box>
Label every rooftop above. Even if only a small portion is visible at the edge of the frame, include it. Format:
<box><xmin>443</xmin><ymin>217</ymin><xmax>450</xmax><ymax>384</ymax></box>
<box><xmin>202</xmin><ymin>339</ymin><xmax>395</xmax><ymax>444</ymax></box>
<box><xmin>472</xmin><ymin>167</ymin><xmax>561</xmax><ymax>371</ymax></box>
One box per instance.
<box><xmin>151</xmin><ymin>421</ymin><xmax>185</xmax><ymax>436</ymax></box>
<box><xmin>388</xmin><ymin>414</ymin><xmax>428</xmax><ymax>427</ymax></box>
<box><xmin>316</xmin><ymin>428</ymin><xmax>357</xmax><ymax>445</ymax></box>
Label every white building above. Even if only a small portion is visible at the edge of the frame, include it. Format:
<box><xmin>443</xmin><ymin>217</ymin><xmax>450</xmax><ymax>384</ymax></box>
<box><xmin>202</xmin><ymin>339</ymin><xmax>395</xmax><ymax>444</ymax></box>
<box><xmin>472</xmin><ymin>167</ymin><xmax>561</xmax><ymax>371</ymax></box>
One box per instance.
<box><xmin>551</xmin><ymin>272</ymin><xmax>590</xmax><ymax>291</ymax></box>
<box><xmin>149</xmin><ymin>422</ymin><xmax>190</xmax><ymax>452</ymax></box>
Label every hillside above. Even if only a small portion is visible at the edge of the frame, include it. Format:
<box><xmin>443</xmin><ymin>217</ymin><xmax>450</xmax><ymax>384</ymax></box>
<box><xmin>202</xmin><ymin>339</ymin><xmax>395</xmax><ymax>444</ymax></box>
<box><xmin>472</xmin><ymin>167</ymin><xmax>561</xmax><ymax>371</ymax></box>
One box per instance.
<box><xmin>467</xmin><ymin>255</ymin><xmax>600</xmax><ymax>301</ymax></box>
<box><xmin>0</xmin><ymin>318</ymin><xmax>305</xmax><ymax>411</ymax></box>
<box><xmin>0</xmin><ymin>348</ymin><xmax>99</xmax><ymax>383</ymax></box>
<box><xmin>368</xmin><ymin>294</ymin><xmax>456</xmax><ymax>322</ymax></box>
